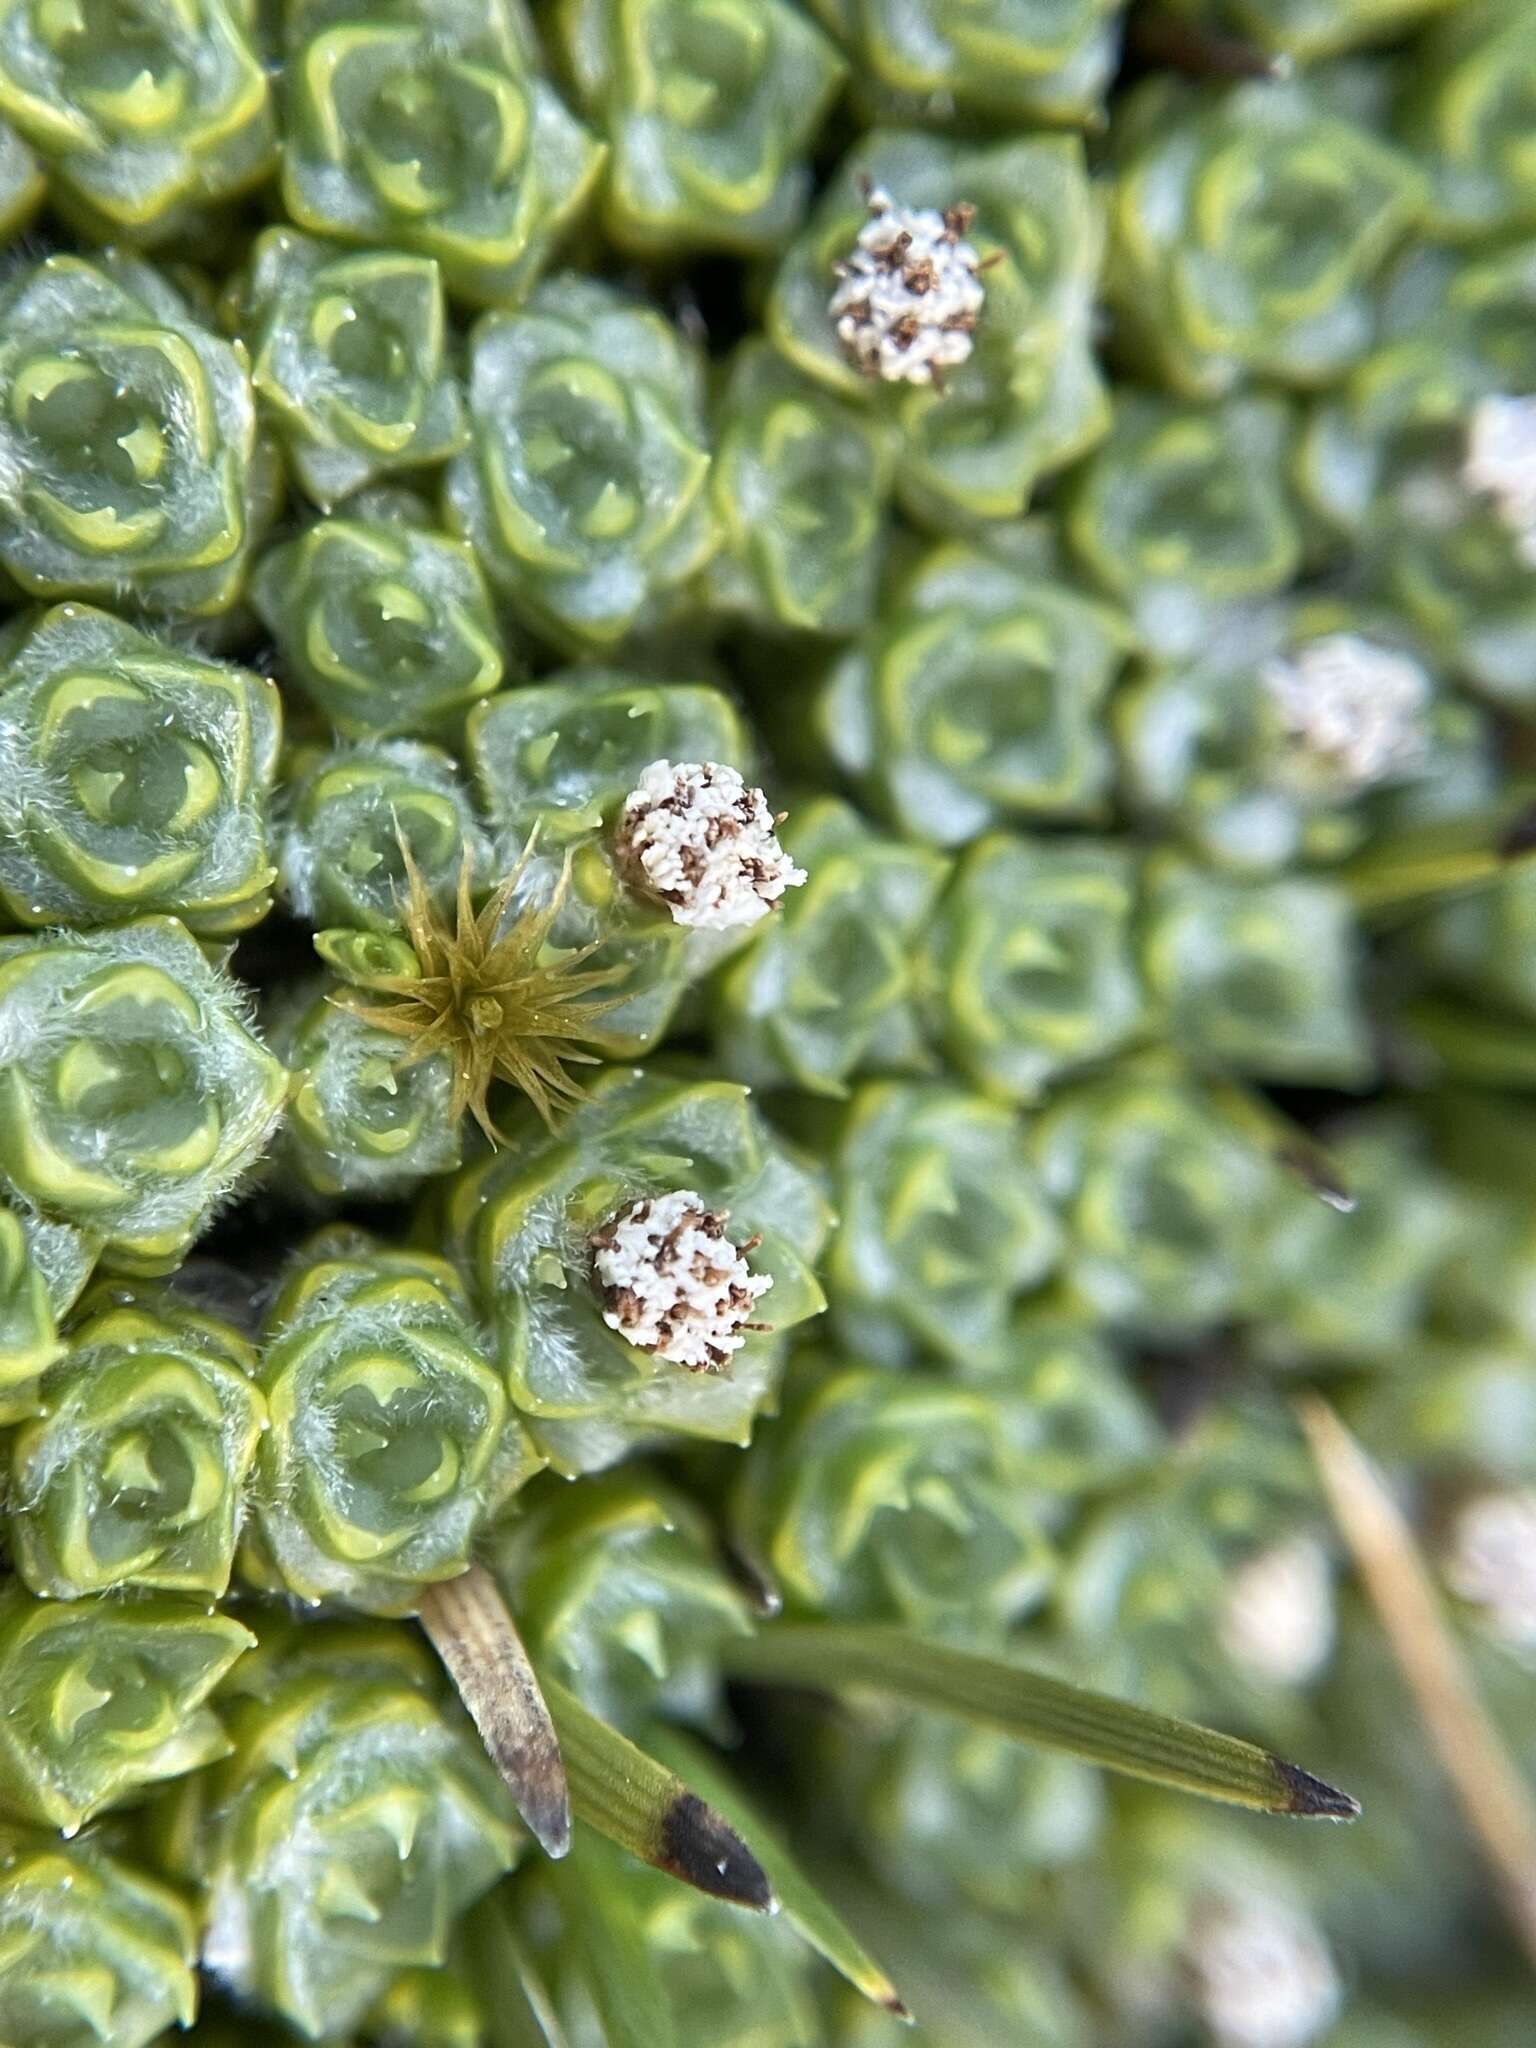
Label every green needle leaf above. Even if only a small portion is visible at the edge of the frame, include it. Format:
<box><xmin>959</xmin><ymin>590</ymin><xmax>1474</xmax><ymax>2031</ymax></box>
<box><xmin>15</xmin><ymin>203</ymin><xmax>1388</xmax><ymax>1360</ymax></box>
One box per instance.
<box><xmin>721</xmin><ymin>1625</ymin><xmax>1360</xmax><ymax>1820</ymax></box>
<box><xmin>538</xmin><ymin>1674</ymin><xmax>775</xmax><ymax>1908</ymax></box>
<box><xmin>647</xmin><ymin>1725</ymin><xmax>910</xmax><ymax>2020</ymax></box>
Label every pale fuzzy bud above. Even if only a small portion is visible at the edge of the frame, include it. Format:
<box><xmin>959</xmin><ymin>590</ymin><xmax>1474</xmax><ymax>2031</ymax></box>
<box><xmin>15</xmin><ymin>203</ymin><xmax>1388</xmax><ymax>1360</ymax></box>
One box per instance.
<box><xmin>1462</xmin><ymin>394</ymin><xmax>1536</xmax><ymax>562</ymax></box>
<box><xmin>1219</xmin><ymin>1535</ymin><xmax>1335</xmax><ymax>1689</ymax></box>
<box><xmin>1442</xmin><ymin>1488</ymin><xmax>1536</xmax><ymax>1648</ymax></box>
<box><xmin>829</xmin><ymin>187</ymin><xmax>986</xmax><ymax>388</ymax></box>
<box><xmin>615</xmin><ymin>760</ymin><xmax>805</xmax><ymax>932</ymax></box>
<box><xmin>1260</xmin><ymin>633</ymin><xmax>1430</xmax><ymax>794</ymax></box>
<box><xmin>1188</xmin><ymin>1895</ymin><xmax>1342</xmax><ymax>2048</ymax></box>
<box><xmin>591</xmin><ymin>1189</ymin><xmax>772</xmax><ymax>1373</ymax></box>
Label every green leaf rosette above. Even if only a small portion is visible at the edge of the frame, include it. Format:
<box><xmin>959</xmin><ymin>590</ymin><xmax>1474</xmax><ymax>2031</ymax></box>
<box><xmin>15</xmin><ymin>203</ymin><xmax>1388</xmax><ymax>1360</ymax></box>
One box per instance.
<box><xmin>0</xmin><ymin>602</ymin><xmax>280</xmax><ymax>935</ymax></box>
<box><xmin>240</xmin><ymin>229</ymin><xmax>465</xmax><ymax>511</ymax></box>
<box><xmin>804</xmin><ymin>0</ymin><xmax>1120</xmax><ymax>128</ymax></box>
<box><xmin>493</xmin><ymin>1468</ymin><xmax>754</xmax><ymax>1733</ymax></box>
<box><xmin>0</xmin><ymin>114</ymin><xmax>41</xmax><ymax>238</ymax></box>
<box><xmin>269</xmin><ymin>979</ymin><xmax>462</xmax><ymax>1200</ymax></box>
<box><xmin>706</xmin><ymin>340</ymin><xmax>895</xmax><ymax>637</ymax></box>
<box><xmin>923</xmin><ymin>834</ymin><xmax>1147</xmax><ymax>1105</ymax></box>
<box><xmin>0</xmin><ymin>1832</ymin><xmax>197</xmax><ymax>2048</ymax></box>
<box><xmin>734</xmin><ymin>1354</ymin><xmax>1056</xmax><ymax>1633</ymax></box>
<box><xmin>1140</xmin><ymin>857</ymin><xmax>1373</xmax><ymax>1087</ymax></box>
<box><xmin>0</xmin><ymin>1582</ymin><xmax>252</xmax><ymax>1832</ymax></box>
<box><xmin>194</xmin><ymin>1619</ymin><xmax>520</xmax><ymax>2038</ymax></box>
<box><xmin>1105</xmin><ymin>76</ymin><xmax>1424</xmax><ymax>400</ymax></box>
<box><xmin>0</xmin><ymin>252</ymin><xmax>258</xmax><ymax>615</ymax></box>
<box><xmin>1247</xmin><ymin>1112</ymin><xmax>1467</xmax><ymax>1369</ymax></box>
<box><xmin>769</xmin><ymin>131</ymin><xmax>1108</xmax><ymax>528</ymax></box>
<box><xmin>815</xmin><ymin>542</ymin><xmax>1127</xmax><ymax>845</ymax></box>
<box><xmin>1064</xmin><ymin>392</ymin><xmax>1302</xmax><ymax>659</ymax></box>
<box><xmin>712</xmin><ymin>796</ymin><xmax>949</xmax><ymax>1098</ymax></box>
<box><xmin>8</xmin><ymin>1277</ymin><xmax>265</xmax><ymax>1600</ymax></box>
<box><xmin>0</xmin><ymin>917</ymin><xmax>286</xmax><ymax>1275</ymax></box>
<box><xmin>1115</xmin><ymin>600</ymin><xmax>1494</xmax><ymax>874</ymax></box>
<box><xmin>990</xmin><ymin>1309</ymin><xmax>1157</xmax><ymax>1492</ymax></box>
<box><xmin>275</xmin><ymin>738</ymin><xmax>488</xmax><ymax>935</ymax></box>
<box><xmin>1404</xmin><ymin>858</ymin><xmax>1536</xmax><ymax>1031</ymax></box>
<box><xmin>252</xmin><ymin>509</ymin><xmax>505</xmax><ymax>741</ymax></box>
<box><xmin>280</xmin><ymin>0</ymin><xmax>603</xmax><ymax>307</ymax></box>
<box><xmin>245</xmin><ymin>1230</ymin><xmax>539</xmax><ymax>1615</ymax></box>
<box><xmin>446</xmin><ymin>273</ymin><xmax>716</xmax><ymax>651</ymax></box>
<box><xmin>1298</xmin><ymin>239</ymin><xmax>1536</xmax><ymax>705</ymax></box>
<box><xmin>555</xmin><ymin>0</ymin><xmax>844</xmax><ymax>256</ymax></box>
<box><xmin>823</xmin><ymin>1079</ymin><xmax>1060</xmax><ymax>1372</ymax></box>
<box><xmin>364</xmin><ymin>1961</ymin><xmax>481</xmax><ymax>2048</ymax></box>
<box><xmin>1031</xmin><ymin>1059</ymin><xmax>1279</xmax><ymax>1334</ymax></box>
<box><xmin>1394</xmin><ymin>0</ymin><xmax>1536</xmax><ymax>241</ymax></box>
<box><xmin>441</xmin><ymin>1065</ymin><xmax>830</xmax><ymax>1475</ymax></box>
<box><xmin>468</xmin><ymin>670</ymin><xmax>757</xmax><ymax>1057</ymax></box>
<box><xmin>0</xmin><ymin>0</ymin><xmax>274</xmax><ymax>243</ymax></box>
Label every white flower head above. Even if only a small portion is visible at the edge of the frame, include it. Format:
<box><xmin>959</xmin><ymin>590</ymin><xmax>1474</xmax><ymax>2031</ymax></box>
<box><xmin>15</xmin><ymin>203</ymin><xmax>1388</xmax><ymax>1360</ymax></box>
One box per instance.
<box><xmin>829</xmin><ymin>186</ymin><xmax>987</xmax><ymax>388</ymax></box>
<box><xmin>591</xmin><ymin>1189</ymin><xmax>772</xmax><ymax>1373</ymax></box>
<box><xmin>1442</xmin><ymin>1488</ymin><xmax>1536</xmax><ymax>1648</ymax></box>
<box><xmin>1219</xmin><ymin>1535</ymin><xmax>1335</xmax><ymax>1690</ymax></box>
<box><xmin>1462</xmin><ymin>393</ymin><xmax>1536</xmax><ymax>562</ymax></box>
<box><xmin>1187</xmin><ymin>1894</ymin><xmax>1342</xmax><ymax>2048</ymax></box>
<box><xmin>615</xmin><ymin>760</ymin><xmax>805</xmax><ymax>932</ymax></box>
<box><xmin>1260</xmin><ymin>633</ymin><xmax>1430</xmax><ymax>794</ymax></box>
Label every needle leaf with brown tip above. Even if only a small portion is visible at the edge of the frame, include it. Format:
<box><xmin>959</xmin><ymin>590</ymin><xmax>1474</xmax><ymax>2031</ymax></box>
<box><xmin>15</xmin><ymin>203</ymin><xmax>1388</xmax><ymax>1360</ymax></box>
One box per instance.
<box><xmin>722</xmin><ymin>1625</ymin><xmax>1359</xmax><ymax>1820</ymax></box>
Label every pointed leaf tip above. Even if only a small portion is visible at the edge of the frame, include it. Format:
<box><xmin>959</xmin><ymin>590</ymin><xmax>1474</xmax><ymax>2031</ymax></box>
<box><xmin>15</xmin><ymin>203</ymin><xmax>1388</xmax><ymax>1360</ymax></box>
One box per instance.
<box><xmin>658</xmin><ymin>1791</ymin><xmax>775</xmax><ymax>1910</ymax></box>
<box><xmin>1270</xmin><ymin>1755</ymin><xmax>1361</xmax><ymax>1821</ymax></box>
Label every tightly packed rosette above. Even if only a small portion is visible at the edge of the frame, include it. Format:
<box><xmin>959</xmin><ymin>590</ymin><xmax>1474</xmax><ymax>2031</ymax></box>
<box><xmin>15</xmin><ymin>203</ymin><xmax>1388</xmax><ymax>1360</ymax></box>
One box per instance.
<box><xmin>0</xmin><ymin>1831</ymin><xmax>196</xmax><ymax>2048</ymax></box>
<box><xmin>0</xmin><ymin>252</ymin><xmax>258</xmax><ymax>615</ymax></box>
<box><xmin>276</xmin><ymin>738</ymin><xmax>487</xmax><ymax>934</ymax></box>
<box><xmin>1065</xmin><ymin>391</ymin><xmax>1302</xmax><ymax>659</ymax></box>
<box><xmin>805</xmin><ymin>0</ymin><xmax>1120</xmax><ymax>127</ymax></box>
<box><xmin>493</xmin><ymin>1467</ymin><xmax>754</xmax><ymax>1732</ymax></box>
<box><xmin>0</xmin><ymin>603</ymin><xmax>280</xmax><ymax>935</ymax></box>
<box><xmin>0</xmin><ymin>1582</ymin><xmax>252</xmax><ymax>1831</ymax></box>
<box><xmin>244</xmin><ymin>1230</ymin><xmax>539</xmax><ymax>1614</ymax></box>
<box><xmin>0</xmin><ymin>114</ymin><xmax>39</xmax><ymax>237</ymax></box>
<box><xmin>8</xmin><ymin>1277</ymin><xmax>264</xmax><ymax>1599</ymax></box>
<box><xmin>0</xmin><ymin>0</ymin><xmax>274</xmax><ymax>242</ymax></box>
<box><xmin>823</xmin><ymin>1079</ymin><xmax>1060</xmax><ymax>1372</ymax></box>
<box><xmin>280</xmin><ymin>0</ymin><xmax>602</xmax><ymax>307</ymax></box>
<box><xmin>555</xmin><ymin>0</ymin><xmax>844</xmax><ymax>255</ymax></box>
<box><xmin>991</xmin><ymin>1310</ymin><xmax>1157</xmax><ymax>1491</ymax></box>
<box><xmin>0</xmin><ymin>918</ymin><xmax>286</xmax><ymax>1274</ymax></box>
<box><xmin>0</xmin><ymin>1203</ymin><xmax>64</xmax><ymax>1407</ymax></box>
<box><xmin>815</xmin><ymin>541</ymin><xmax>1128</xmax><ymax>845</ymax></box>
<box><xmin>1031</xmin><ymin>1058</ymin><xmax>1279</xmax><ymax>1334</ymax></box>
<box><xmin>706</xmin><ymin>341</ymin><xmax>895</xmax><ymax>636</ymax></box>
<box><xmin>467</xmin><ymin>671</ymin><xmax>763</xmax><ymax>1056</ymax></box>
<box><xmin>1105</xmin><ymin>76</ymin><xmax>1424</xmax><ymax>400</ymax></box>
<box><xmin>1115</xmin><ymin>599</ymin><xmax>1493</xmax><ymax>874</ymax></box>
<box><xmin>441</xmin><ymin>1065</ymin><xmax>829</xmax><ymax>1475</ymax></box>
<box><xmin>712</xmin><ymin>796</ymin><xmax>948</xmax><ymax>1097</ymax></box>
<box><xmin>269</xmin><ymin>979</ymin><xmax>462</xmax><ymax>1199</ymax></box>
<box><xmin>1247</xmin><ymin>1113</ymin><xmax>1467</xmax><ymax>1369</ymax></box>
<box><xmin>1140</xmin><ymin>857</ymin><xmax>1372</xmax><ymax>1087</ymax></box>
<box><xmin>252</xmin><ymin>505</ymin><xmax>504</xmax><ymax>740</ymax></box>
<box><xmin>770</xmin><ymin>130</ymin><xmax>1107</xmax><ymax>527</ymax></box>
<box><xmin>1298</xmin><ymin>239</ymin><xmax>1536</xmax><ymax>705</ymax></box>
<box><xmin>1394</xmin><ymin>0</ymin><xmax>1536</xmax><ymax>241</ymax></box>
<box><xmin>447</xmin><ymin>274</ymin><xmax>716</xmax><ymax>650</ymax></box>
<box><xmin>239</xmin><ymin>229</ymin><xmax>465</xmax><ymax>510</ymax></box>
<box><xmin>191</xmin><ymin>1619</ymin><xmax>520</xmax><ymax>2037</ymax></box>
<box><xmin>734</xmin><ymin>1353</ymin><xmax>1056</xmax><ymax>1632</ymax></box>
<box><xmin>923</xmin><ymin>833</ymin><xmax>1146</xmax><ymax>1105</ymax></box>
<box><xmin>1404</xmin><ymin>857</ymin><xmax>1536</xmax><ymax>1033</ymax></box>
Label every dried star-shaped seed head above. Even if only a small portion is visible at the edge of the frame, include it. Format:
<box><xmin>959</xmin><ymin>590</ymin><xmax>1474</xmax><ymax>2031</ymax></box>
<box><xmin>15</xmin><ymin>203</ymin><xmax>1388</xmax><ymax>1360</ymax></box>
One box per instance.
<box><xmin>590</xmin><ymin>1189</ymin><xmax>772</xmax><ymax>1373</ymax></box>
<box><xmin>1260</xmin><ymin>633</ymin><xmax>1430</xmax><ymax>795</ymax></box>
<box><xmin>829</xmin><ymin>185</ymin><xmax>987</xmax><ymax>388</ymax></box>
<box><xmin>1462</xmin><ymin>393</ymin><xmax>1536</xmax><ymax>560</ymax></box>
<box><xmin>614</xmin><ymin>760</ymin><xmax>805</xmax><ymax>932</ymax></box>
<box><xmin>334</xmin><ymin>829</ymin><xmax>620</xmax><ymax>1141</ymax></box>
